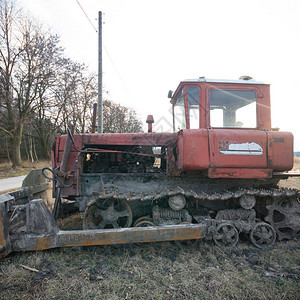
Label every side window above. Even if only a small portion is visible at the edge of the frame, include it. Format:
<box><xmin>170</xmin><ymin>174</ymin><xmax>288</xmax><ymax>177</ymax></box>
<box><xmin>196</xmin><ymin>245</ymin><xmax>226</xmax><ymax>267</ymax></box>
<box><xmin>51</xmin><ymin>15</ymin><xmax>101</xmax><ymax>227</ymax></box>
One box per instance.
<box><xmin>209</xmin><ymin>89</ymin><xmax>257</xmax><ymax>128</ymax></box>
<box><xmin>174</xmin><ymin>90</ymin><xmax>186</xmax><ymax>131</ymax></box>
<box><xmin>187</xmin><ymin>86</ymin><xmax>200</xmax><ymax>129</ymax></box>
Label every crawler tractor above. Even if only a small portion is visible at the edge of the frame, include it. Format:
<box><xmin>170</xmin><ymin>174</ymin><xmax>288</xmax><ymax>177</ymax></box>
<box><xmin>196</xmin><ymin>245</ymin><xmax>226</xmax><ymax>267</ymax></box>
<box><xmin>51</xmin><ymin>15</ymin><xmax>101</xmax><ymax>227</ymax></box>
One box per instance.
<box><xmin>1</xmin><ymin>77</ymin><xmax>299</xmax><ymax>257</ymax></box>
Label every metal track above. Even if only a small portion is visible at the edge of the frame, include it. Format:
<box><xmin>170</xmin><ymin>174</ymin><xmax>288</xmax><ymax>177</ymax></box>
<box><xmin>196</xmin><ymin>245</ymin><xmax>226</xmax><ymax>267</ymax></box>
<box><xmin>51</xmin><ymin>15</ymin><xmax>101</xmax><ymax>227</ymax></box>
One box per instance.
<box><xmin>88</xmin><ymin>186</ymin><xmax>300</xmax><ymax>240</ymax></box>
<box><xmin>95</xmin><ymin>186</ymin><xmax>300</xmax><ymax>202</ymax></box>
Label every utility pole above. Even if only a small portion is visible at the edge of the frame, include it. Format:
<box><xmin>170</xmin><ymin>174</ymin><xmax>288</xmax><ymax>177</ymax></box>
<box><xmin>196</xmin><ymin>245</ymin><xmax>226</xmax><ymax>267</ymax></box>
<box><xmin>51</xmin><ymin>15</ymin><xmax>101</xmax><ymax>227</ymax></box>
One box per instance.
<box><xmin>97</xmin><ymin>11</ymin><xmax>103</xmax><ymax>133</ymax></box>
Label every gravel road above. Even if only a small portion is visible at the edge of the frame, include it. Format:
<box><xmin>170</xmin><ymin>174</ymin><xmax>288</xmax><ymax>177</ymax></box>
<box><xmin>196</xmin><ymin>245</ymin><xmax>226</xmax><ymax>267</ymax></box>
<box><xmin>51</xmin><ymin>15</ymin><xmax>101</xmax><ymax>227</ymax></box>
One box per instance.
<box><xmin>0</xmin><ymin>175</ymin><xmax>26</xmax><ymax>193</ymax></box>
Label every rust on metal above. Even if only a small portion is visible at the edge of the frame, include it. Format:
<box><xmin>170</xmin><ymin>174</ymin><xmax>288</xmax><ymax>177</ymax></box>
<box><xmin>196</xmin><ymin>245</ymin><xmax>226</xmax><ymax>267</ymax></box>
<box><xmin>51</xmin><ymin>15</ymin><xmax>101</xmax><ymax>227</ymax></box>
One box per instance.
<box><xmin>12</xmin><ymin>225</ymin><xmax>205</xmax><ymax>252</ymax></box>
<box><xmin>146</xmin><ymin>115</ymin><xmax>154</xmax><ymax>133</ymax></box>
<box><xmin>91</xmin><ymin>103</ymin><xmax>97</xmax><ymax>133</ymax></box>
<box><xmin>58</xmin><ymin>224</ymin><xmax>204</xmax><ymax>247</ymax></box>
<box><xmin>58</xmin><ymin>124</ymin><xmax>75</xmax><ymax>184</ymax></box>
<box><xmin>208</xmin><ymin>168</ymin><xmax>272</xmax><ymax>179</ymax></box>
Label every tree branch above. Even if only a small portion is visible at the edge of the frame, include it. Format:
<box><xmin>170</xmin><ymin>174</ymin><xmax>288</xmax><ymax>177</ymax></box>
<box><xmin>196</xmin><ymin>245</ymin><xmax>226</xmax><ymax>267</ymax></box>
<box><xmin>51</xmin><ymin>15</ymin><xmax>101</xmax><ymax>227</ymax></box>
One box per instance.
<box><xmin>0</xmin><ymin>126</ymin><xmax>13</xmax><ymax>136</ymax></box>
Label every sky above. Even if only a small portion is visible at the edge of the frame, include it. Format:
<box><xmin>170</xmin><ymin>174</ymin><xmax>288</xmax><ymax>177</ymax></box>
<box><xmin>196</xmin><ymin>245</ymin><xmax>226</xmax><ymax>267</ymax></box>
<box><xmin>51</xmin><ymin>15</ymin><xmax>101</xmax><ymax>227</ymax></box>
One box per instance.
<box><xmin>20</xmin><ymin>0</ymin><xmax>300</xmax><ymax>150</ymax></box>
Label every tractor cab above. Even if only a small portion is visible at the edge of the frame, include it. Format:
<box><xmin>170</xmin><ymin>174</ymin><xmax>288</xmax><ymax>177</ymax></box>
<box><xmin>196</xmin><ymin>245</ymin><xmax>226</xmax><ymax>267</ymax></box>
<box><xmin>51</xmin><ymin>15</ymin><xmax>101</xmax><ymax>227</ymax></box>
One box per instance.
<box><xmin>170</xmin><ymin>77</ymin><xmax>271</xmax><ymax>131</ymax></box>
<box><xmin>169</xmin><ymin>77</ymin><xmax>293</xmax><ymax>178</ymax></box>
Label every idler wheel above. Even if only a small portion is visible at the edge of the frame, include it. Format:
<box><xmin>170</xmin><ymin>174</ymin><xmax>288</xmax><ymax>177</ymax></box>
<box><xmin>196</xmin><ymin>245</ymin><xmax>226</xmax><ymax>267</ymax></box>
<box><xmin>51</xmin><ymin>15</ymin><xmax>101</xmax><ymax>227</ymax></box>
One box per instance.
<box><xmin>213</xmin><ymin>223</ymin><xmax>239</xmax><ymax>248</ymax></box>
<box><xmin>83</xmin><ymin>198</ymin><xmax>132</xmax><ymax>229</ymax></box>
<box><xmin>168</xmin><ymin>194</ymin><xmax>186</xmax><ymax>211</ymax></box>
<box><xmin>250</xmin><ymin>222</ymin><xmax>276</xmax><ymax>249</ymax></box>
<box><xmin>239</xmin><ymin>194</ymin><xmax>256</xmax><ymax>209</ymax></box>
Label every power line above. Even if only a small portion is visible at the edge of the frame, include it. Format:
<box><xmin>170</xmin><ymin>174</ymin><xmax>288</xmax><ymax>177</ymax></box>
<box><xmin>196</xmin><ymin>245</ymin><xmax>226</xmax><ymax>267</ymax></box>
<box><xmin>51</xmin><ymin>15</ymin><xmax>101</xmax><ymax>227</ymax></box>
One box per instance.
<box><xmin>74</xmin><ymin>0</ymin><xmax>132</xmax><ymax>99</ymax></box>
<box><xmin>75</xmin><ymin>0</ymin><xmax>97</xmax><ymax>32</ymax></box>
<box><xmin>103</xmin><ymin>44</ymin><xmax>132</xmax><ymax>98</ymax></box>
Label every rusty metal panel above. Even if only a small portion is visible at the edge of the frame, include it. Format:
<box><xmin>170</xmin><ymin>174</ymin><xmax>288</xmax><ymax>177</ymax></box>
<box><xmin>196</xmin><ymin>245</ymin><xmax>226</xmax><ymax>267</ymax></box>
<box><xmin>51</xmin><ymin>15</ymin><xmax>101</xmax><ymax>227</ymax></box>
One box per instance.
<box><xmin>208</xmin><ymin>168</ymin><xmax>272</xmax><ymax>179</ymax></box>
<box><xmin>208</xmin><ymin>129</ymin><xmax>268</xmax><ymax>169</ymax></box>
<box><xmin>267</xmin><ymin>131</ymin><xmax>294</xmax><ymax>171</ymax></box>
<box><xmin>256</xmin><ymin>85</ymin><xmax>271</xmax><ymax>130</ymax></box>
<box><xmin>58</xmin><ymin>224</ymin><xmax>205</xmax><ymax>247</ymax></box>
<box><xmin>80</xmin><ymin>132</ymin><xmax>177</xmax><ymax>147</ymax></box>
<box><xmin>12</xmin><ymin>224</ymin><xmax>205</xmax><ymax>252</ymax></box>
<box><xmin>0</xmin><ymin>208</ymin><xmax>10</xmax><ymax>259</ymax></box>
<box><xmin>177</xmin><ymin>129</ymin><xmax>209</xmax><ymax>170</ymax></box>
<box><xmin>56</xmin><ymin>132</ymin><xmax>178</xmax><ymax>197</ymax></box>
<box><xmin>0</xmin><ymin>194</ymin><xmax>13</xmax><ymax>258</ymax></box>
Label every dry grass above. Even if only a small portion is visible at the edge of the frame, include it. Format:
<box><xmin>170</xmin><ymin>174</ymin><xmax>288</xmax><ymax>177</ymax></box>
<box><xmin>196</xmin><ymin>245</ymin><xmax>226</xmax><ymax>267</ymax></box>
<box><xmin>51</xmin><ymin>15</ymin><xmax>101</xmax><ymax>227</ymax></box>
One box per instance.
<box><xmin>279</xmin><ymin>157</ymin><xmax>300</xmax><ymax>189</ymax></box>
<box><xmin>0</xmin><ymin>160</ymin><xmax>51</xmax><ymax>179</ymax></box>
<box><xmin>294</xmin><ymin>157</ymin><xmax>300</xmax><ymax>170</ymax></box>
<box><xmin>0</xmin><ymin>241</ymin><xmax>299</xmax><ymax>300</ymax></box>
<box><xmin>57</xmin><ymin>213</ymin><xmax>83</xmax><ymax>231</ymax></box>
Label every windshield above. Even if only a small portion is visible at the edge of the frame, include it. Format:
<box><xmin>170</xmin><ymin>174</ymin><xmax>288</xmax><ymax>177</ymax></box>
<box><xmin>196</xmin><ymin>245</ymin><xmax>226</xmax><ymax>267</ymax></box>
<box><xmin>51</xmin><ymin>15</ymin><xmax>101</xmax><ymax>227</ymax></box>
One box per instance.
<box><xmin>174</xmin><ymin>90</ymin><xmax>186</xmax><ymax>131</ymax></box>
<box><xmin>209</xmin><ymin>89</ymin><xmax>257</xmax><ymax>128</ymax></box>
<box><xmin>174</xmin><ymin>87</ymin><xmax>200</xmax><ymax>131</ymax></box>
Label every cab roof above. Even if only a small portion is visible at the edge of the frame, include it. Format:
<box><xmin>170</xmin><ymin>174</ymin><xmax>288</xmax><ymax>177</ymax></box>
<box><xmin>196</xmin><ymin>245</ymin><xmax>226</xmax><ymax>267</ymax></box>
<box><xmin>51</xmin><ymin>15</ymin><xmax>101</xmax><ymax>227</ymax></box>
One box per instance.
<box><xmin>182</xmin><ymin>77</ymin><xmax>266</xmax><ymax>85</ymax></box>
<box><xmin>170</xmin><ymin>77</ymin><xmax>268</xmax><ymax>104</ymax></box>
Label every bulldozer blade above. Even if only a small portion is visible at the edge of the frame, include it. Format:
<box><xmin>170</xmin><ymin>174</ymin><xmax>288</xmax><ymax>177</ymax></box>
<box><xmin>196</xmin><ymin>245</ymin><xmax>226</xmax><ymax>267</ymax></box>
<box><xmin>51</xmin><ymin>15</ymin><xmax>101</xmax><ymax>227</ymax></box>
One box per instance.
<box><xmin>0</xmin><ymin>194</ymin><xmax>205</xmax><ymax>258</ymax></box>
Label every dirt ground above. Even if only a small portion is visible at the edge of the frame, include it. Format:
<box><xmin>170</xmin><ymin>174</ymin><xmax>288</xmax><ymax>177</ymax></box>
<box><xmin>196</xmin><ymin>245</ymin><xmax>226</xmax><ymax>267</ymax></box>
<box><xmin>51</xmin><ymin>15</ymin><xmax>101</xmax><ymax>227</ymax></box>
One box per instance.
<box><xmin>0</xmin><ymin>159</ymin><xmax>299</xmax><ymax>299</ymax></box>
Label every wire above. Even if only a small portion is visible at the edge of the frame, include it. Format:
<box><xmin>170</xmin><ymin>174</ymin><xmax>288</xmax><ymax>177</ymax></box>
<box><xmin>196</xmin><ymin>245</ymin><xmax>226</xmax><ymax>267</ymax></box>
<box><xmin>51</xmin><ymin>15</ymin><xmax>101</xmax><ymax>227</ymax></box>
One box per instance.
<box><xmin>74</xmin><ymin>0</ymin><xmax>131</xmax><ymax>100</ymax></box>
<box><xmin>67</xmin><ymin>127</ymin><xmax>80</xmax><ymax>152</ymax></box>
<box><xmin>102</xmin><ymin>44</ymin><xmax>132</xmax><ymax>98</ymax></box>
<box><xmin>42</xmin><ymin>128</ymin><xmax>80</xmax><ymax>188</ymax></box>
<box><xmin>74</xmin><ymin>0</ymin><xmax>131</xmax><ymax>98</ymax></box>
<box><xmin>75</xmin><ymin>0</ymin><xmax>98</xmax><ymax>33</ymax></box>
<box><xmin>42</xmin><ymin>152</ymin><xmax>80</xmax><ymax>188</ymax></box>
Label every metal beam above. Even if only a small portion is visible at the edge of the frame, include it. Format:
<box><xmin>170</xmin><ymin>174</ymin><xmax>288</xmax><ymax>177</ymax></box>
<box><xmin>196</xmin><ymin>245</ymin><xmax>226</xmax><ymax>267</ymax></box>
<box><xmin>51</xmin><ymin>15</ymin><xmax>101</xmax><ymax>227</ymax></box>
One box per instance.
<box><xmin>12</xmin><ymin>224</ymin><xmax>206</xmax><ymax>252</ymax></box>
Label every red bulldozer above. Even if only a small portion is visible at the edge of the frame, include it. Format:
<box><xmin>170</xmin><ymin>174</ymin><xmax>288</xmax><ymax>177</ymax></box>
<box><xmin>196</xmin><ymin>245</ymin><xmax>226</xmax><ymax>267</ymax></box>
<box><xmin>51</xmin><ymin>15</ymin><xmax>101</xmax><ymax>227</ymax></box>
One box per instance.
<box><xmin>1</xmin><ymin>76</ymin><xmax>299</xmax><ymax>258</ymax></box>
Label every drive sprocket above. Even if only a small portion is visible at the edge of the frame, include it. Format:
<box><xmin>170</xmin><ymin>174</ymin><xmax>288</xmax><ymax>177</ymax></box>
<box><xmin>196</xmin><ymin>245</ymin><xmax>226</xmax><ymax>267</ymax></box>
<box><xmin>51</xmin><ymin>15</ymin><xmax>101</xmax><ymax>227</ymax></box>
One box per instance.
<box><xmin>83</xmin><ymin>198</ymin><xmax>133</xmax><ymax>229</ymax></box>
<box><xmin>265</xmin><ymin>196</ymin><xmax>300</xmax><ymax>240</ymax></box>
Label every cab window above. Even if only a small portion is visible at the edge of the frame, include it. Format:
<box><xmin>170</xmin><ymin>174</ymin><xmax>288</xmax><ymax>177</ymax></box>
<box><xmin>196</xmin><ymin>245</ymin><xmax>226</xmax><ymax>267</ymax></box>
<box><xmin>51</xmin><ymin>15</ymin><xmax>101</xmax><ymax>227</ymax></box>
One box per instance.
<box><xmin>187</xmin><ymin>86</ymin><xmax>200</xmax><ymax>129</ymax></box>
<box><xmin>209</xmin><ymin>89</ymin><xmax>257</xmax><ymax>128</ymax></box>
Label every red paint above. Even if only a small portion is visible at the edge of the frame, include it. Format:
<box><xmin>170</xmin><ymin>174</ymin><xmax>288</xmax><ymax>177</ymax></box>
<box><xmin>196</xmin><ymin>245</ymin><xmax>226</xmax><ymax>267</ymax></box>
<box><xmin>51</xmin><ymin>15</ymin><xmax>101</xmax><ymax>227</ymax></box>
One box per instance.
<box><xmin>177</xmin><ymin>129</ymin><xmax>209</xmax><ymax>170</ymax></box>
<box><xmin>146</xmin><ymin>115</ymin><xmax>154</xmax><ymax>132</ymax></box>
<box><xmin>208</xmin><ymin>168</ymin><xmax>272</xmax><ymax>179</ymax></box>
<box><xmin>208</xmin><ymin>129</ymin><xmax>267</xmax><ymax>168</ymax></box>
<box><xmin>172</xmin><ymin>81</ymin><xmax>271</xmax><ymax>130</ymax></box>
<box><xmin>267</xmin><ymin>131</ymin><xmax>293</xmax><ymax>171</ymax></box>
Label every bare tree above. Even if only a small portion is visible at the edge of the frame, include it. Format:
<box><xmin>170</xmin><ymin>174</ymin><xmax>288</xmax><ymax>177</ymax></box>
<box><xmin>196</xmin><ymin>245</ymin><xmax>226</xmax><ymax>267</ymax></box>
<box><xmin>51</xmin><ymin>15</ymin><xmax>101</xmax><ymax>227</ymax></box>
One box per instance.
<box><xmin>32</xmin><ymin>61</ymin><xmax>97</xmax><ymax>158</ymax></box>
<box><xmin>54</xmin><ymin>59</ymin><xmax>83</xmax><ymax>133</ymax></box>
<box><xmin>76</xmin><ymin>72</ymin><xmax>97</xmax><ymax>133</ymax></box>
<box><xmin>0</xmin><ymin>0</ymin><xmax>63</xmax><ymax>166</ymax></box>
<box><xmin>0</xmin><ymin>0</ymin><xmax>25</xmax><ymax>166</ymax></box>
<box><xmin>30</xmin><ymin>38</ymin><xmax>65</xmax><ymax>159</ymax></box>
<box><xmin>0</xmin><ymin>0</ymin><xmax>143</xmax><ymax>165</ymax></box>
<box><xmin>103</xmin><ymin>99</ymin><xmax>143</xmax><ymax>133</ymax></box>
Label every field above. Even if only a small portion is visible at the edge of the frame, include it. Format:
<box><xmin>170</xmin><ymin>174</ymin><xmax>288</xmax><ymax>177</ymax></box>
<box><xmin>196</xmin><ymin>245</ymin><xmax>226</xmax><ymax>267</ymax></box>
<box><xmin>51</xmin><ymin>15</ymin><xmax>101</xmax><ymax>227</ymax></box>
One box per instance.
<box><xmin>0</xmin><ymin>160</ymin><xmax>51</xmax><ymax>179</ymax></box>
<box><xmin>279</xmin><ymin>157</ymin><xmax>300</xmax><ymax>189</ymax></box>
<box><xmin>0</xmin><ymin>159</ymin><xmax>299</xmax><ymax>299</ymax></box>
